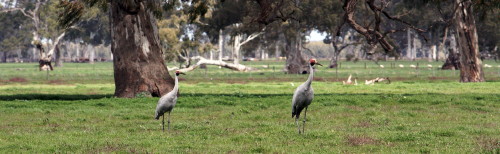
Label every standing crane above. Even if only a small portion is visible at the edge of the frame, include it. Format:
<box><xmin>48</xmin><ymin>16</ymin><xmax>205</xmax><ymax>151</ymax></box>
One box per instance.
<box><xmin>155</xmin><ymin>70</ymin><xmax>185</xmax><ymax>131</ymax></box>
<box><xmin>292</xmin><ymin>58</ymin><xmax>322</xmax><ymax>134</ymax></box>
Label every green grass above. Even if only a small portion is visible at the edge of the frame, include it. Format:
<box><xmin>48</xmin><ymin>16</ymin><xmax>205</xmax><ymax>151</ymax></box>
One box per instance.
<box><xmin>0</xmin><ymin>61</ymin><xmax>499</xmax><ymax>153</ymax></box>
<box><xmin>1</xmin><ymin>60</ymin><xmax>499</xmax><ymax>84</ymax></box>
<box><xmin>1</xmin><ymin>82</ymin><xmax>499</xmax><ymax>153</ymax></box>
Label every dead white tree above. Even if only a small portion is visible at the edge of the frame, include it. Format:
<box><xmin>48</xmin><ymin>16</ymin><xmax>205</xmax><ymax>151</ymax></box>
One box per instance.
<box><xmin>175</xmin><ymin>56</ymin><xmax>256</xmax><ymax>72</ymax></box>
<box><xmin>231</xmin><ymin>26</ymin><xmax>265</xmax><ymax>64</ymax></box>
<box><xmin>1</xmin><ymin>0</ymin><xmax>74</xmax><ymax>70</ymax></box>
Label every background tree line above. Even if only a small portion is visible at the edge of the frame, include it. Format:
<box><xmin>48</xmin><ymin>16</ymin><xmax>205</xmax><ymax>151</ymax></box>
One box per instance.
<box><xmin>0</xmin><ymin>0</ymin><xmax>498</xmax><ymax>97</ymax></box>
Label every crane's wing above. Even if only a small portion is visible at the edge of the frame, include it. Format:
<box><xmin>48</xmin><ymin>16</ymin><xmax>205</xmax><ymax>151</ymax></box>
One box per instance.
<box><xmin>155</xmin><ymin>92</ymin><xmax>177</xmax><ymax>119</ymax></box>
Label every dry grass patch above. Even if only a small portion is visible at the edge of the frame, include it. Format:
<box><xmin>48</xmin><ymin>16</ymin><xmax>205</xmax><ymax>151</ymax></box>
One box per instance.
<box><xmin>9</xmin><ymin>77</ymin><xmax>27</xmax><ymax>82</ymax></box>
<box><xmin>476</xmin><ymin>137</ymin><xmax>500</xmax><ymax>153</ymax></box>
<box><xmin>346</xmin><ymin>135</ymin><xmax>379</xmax><ymax>146</ymax></box>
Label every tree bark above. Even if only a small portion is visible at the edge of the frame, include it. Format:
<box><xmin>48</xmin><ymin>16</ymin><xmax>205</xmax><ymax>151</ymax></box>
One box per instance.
<box><xmin>438</xmin><ymin>27</ymin><xmax>449</xmax><ymax>61</ymax></box>
<box><xmin>89</xmin><ymin>45</ymin><xmax>95</xmax><ymax>64</ymax></box>
<box><xmin>329</xmin><ymin>49</ymin><xmax>339</xmax><ymax>68</ymax></box>
<box><xmin>233</xmin><ymin>34</ymin><xmax>241</xmax><ymax>64</ymax></box>
<box><xmin>441</xmin><ymin>49</ymin><xmax>460</xmax><ymax>70</ymax></box>
<box><xmin>406</xmin><ymin>29</ymin><xmax>412</xmax><ymax>60</ymax></box>
<box><xmin>285</xmin><ymin>35</ymin><xmax>307</xmax><ymax>74</ymax></box>
<box><xmin>1</xmin><ymin>52</ymin><xmax>6</xmax><ymax>63</ymax></box>
<box><xmin>454</xmin><ymin>0</ymin><xmax>484</xmax><ymax>82</ymax></box>
<box><xmin>275</xmin><ymin>42</ymin><xmax>280</xmax><ymax>59</ymax></box>
<box><xmin>110</xmin><ymin>0</ymin><xmax>175</xmax><ymax>98</ymax></box>
<box><xmin>218</xmin><ymin>29</ymin><xmax>224</xmax><ymax>62</ymax></box>
<box><xmin>55</xmin><ymin>45</ymin><xmax>63</xmax><ymax>67</ymax></box>
<box><xmin>429</xmin><ymin>45</ymin><xmax>436</xmax><ymax>62</ymax></box>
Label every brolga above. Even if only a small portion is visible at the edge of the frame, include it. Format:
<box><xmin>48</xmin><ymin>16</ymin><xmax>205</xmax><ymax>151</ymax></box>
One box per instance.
<box><xmin>155</xmin><ymin>70</ymin><xmax>185</xmax><ymax>131</ymax></box>
<box><xmin>292</xmin><ymin>58</ymin><xmax>322</xmax><ymax>134</ymax></box>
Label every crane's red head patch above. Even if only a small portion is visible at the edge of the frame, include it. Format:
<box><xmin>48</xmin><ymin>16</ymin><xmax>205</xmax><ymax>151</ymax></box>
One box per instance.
<box><xmin>309</xmin><ymin>58</ymin><xmax>322</xmax><ymax>66</ymax></box>
<box><xmin>309</xmin><ymin>59</ymin><xmax>317</xmax><ymax>64</ymax></box>
<box><xmin>175</xmin><ymin>70</ymin><xmax>186</xmax><ymax>76</ymax></box>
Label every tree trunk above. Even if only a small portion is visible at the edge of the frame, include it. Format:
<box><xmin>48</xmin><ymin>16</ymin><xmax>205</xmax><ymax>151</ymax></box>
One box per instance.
<box><xmin>89</xmin><ymin>45</ymin><xmax>95</xmax><ymax>64</ymax></box>
<box><xmin>438</xmin><ymin>27</ymin><xmax>449</xmax><ymax>61</ymax></box>
<box><xmin>110</xmin><ymin>0</ymin><xmax>175</xmax><ymax>98</ymax></box>
<box><xmin>55</xmin><ymin>45</ymin><xmax>63</xmax><ymax>67</ymax></box>
<box><xmin>406</xmin><ymin>29</ymin><xmax>412</xmax><ymax>60</ymax></box>
<box><xmin>275</xmin><ymin>40</ymin><xmax>281</xmax><ymax>59</ymax></box>
<box><xmin>1</xmin><ymin>52</ymin><xmax>6</xmax><ymax>63</ymax></box>
<box><xmin>329</xmin><ymin>50</ymin><xmax>339</xmax><ymax>68</ymax></box>
<box><xmin>412</xmin><ymin>35</ymin><xmax>417</xmax><ymax>60</ymax></box>
<box><xmin>429</xmin><ymin>45</ymin><xmax>436</xmax><ymax>62</ymax></box>
<box><xmin>285</xmin><ymin>35</ymin><xmax>307</xmax><ymax>74</ymax></box>
<box><xmin>454</xmin><ymin>0</ymin><xmax>484</xmax><ymax>82</ymax></box>
<box><xmin>218</xmin><ymin>29</ymin><xmax>223</xmax><ymax>62</ymax></box>
<box><xmin>441</xmin><ymin>48</ymin><xmax>460</xmax><ymax>70</ymax></box>
<box><xmin>233</xmin><ymin>34</ymin><xmax>241</xmax><ymax>65</ymax></box>
<box><xmin>37</xmin><ymin>44</ymin><xmax>53</xmax><ymax>71</ymax></box>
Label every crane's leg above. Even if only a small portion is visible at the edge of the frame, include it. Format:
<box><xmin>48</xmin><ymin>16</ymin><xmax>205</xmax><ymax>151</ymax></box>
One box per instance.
<box><xmin>167</xmin><ymin>112</ymin><xmax>171</xmax><ymax>131</ymax></box>
<box><xmin>303</xmin><ymin>107</ymin><xmax>308</xmax><ymax>134</ymax></box>
<box><xmin>162</xmin><ymin>115</ymin><xmax>165</xmax><ymax>132</ymax></box>
<box><xmin>295</xmin><ymin>117</ymin><xmax>301</xmax><ymax>134</ymax></box>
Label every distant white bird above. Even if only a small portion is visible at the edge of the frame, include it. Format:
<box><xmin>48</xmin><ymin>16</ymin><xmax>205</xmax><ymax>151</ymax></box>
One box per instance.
<box><xmin>290</xmin><ymin>83</ymin><xmax>295</xmax><ymax>87</ymax></box>
<box><xmin>484</xmin><ymin>64</ymin><xmax>492</xmax><ymax>68</ymax></box>
<box><xmin>365</xmin><ymin>78</ymin><xmax>377</xmax><ymax>85</ymax></box>
<box><xmin>399</xmin><ymin>64</ymin><xmax>404</xmax><ymax>68</ymax></box>
<box><xmin>343</xmin><ymin>74</ymin><xmax>353</xmax><ymax>85</ymax></box>
<box><xmin>410</xmin><ymin>64</ymin><xmax>416</xmax><ymax>68</ymax></box>
<box><xmin>155</xmin><ymin>70</ymin><xmax>185</xmax><ymax>131</ymax></box>
<box><xmin>292</xmin><ymin>58</ymin><xmax>322</xmax><ymax>134</ymax></box>
<box><xmin>379</xmin><ymin>65</ymin><xmax>384</xmax><ymax>68</ymax></box>
<box><xmin>343</xmin><ymin>74</ymin><xmax>358</xmax><ymax>85</ymax></box>
<box><xmin>427</xmin><ymin>64</ymin><xmax>433</xmax><ymax>68</ymax></box>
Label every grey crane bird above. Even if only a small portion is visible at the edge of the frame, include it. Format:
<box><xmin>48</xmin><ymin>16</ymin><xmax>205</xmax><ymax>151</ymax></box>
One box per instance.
<box><xmin>291</xmin><ymin>58</ymin><xmax>322</xmax><ymax>134</ymax></box>
<box><xmin>155</xmin><ymin>70</ymin><xmax>185</xmax><ymax>131</ymax></box>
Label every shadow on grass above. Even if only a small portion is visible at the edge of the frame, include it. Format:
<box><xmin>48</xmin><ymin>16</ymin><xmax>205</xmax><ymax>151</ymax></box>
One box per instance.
<box><xmin>0</xmin><ymin>94</ymin><xmax>113</xmax><ymax>101</ymax></box>
<box><xmin>1</xmin><ymin>93</ymin><xmax>496</xmax><ymax>101</ymax></box>
<box><xmin>0</xmin><ymin>93</ymin><xmax>373</xmax><ymax>101</ymax></box>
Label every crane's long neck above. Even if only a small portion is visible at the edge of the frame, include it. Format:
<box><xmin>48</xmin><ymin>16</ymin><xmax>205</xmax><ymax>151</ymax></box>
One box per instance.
<box><xmin>305</xmin><ymin>64</ymin><xmax>314</xmax><ymax>87</ymax></box>
<box><xmin>172</xmin><ymin>75</ymin><xmax>179</xmax><ymax>94</ymax></box>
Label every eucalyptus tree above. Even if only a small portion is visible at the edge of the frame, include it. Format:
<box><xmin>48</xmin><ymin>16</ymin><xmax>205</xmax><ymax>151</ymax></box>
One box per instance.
<box><xmin>343</xmin><ymin>0</ymin><xmax>494</xmax><ymax>82</ymax></box>
<box><xmin>0</xmin><ymin>0</ymin><xmax>81</xmax><ymax>70</ymax></box>
<box><xmin>0</xmin><ymin>8</ymin><xmax>31</xmax><ymax>63</ymax></box>
<box><xmin>58</xmin><ymin>0</ymin><xmax>183</xmax><ymax>97</ymax></box>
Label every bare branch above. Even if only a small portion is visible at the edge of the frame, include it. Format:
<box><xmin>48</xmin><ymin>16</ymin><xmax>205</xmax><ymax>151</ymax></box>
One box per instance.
<box><xmin>0</xmin><ymin>7</ymin><xmax>22</xmax><ymax>13</ymax></box>
<box><xmin>175</xmin><ymin>56</ymin><xmax>256</xmax><ymax>72</ymax></box>
<box><xmin>46</xmin><ymin>26</ymin><xmax>76</xmax><ymax>58</ymax></box>
<box><xmin>240</xmin><ymin>28</ymin><xmax>266</xmax><ymax>45</ymax></box>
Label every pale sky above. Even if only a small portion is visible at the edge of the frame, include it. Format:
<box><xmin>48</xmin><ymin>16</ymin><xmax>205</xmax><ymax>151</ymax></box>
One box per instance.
<box><xmin>307</xmin><ymin>30</ymin><xmax>326</xmax><ymax>42</ymax></box>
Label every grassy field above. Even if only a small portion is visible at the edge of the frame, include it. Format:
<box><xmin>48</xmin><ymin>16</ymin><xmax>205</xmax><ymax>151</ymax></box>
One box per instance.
<box><xmin>1</xmin><ymin>60</ymin><xmax>499</xmax><ymax>84</ymax></box>
<box><xmin>0</xmin><ymin>61</ymin><xmax>499</xmax><ymax>153</ymax></box>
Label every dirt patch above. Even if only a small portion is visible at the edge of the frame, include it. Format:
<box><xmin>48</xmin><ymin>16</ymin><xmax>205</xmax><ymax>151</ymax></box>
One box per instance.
<box><xmin>346</xmin><ymin>135</ymin><xmax>378</xmax><ymax>146</ymax></box>
<box><xmin>428</xmin><ymin>76</ymin><xmax>453</xmax><ymax>80</ymax></box>
<box><xmin>47</xmin><ymin>80</ymin><xmax>66</xmax><ymax>84</ymax></box>
<box><xmin>9</xmin><ymin>77</ymin><xmax>28</xmax><ymax>83</ymax></box>
<box><xmin>354</xmin><ymin>120</ymin><xmax>373</xmax><ymax>128</ymax></box>
<box><xmin>476</xmin><ymin>136</ymin><xmax>499</xmax><ymax>153</ymax></box>
<box><xmin>346</xmin><ymin>105</ymin><xmax>364</xmax><ymax>111</ymax></box>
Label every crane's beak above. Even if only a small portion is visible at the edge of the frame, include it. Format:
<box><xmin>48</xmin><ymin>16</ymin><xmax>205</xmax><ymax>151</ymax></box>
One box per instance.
<box><xmin>316</xmin><ymin>63</ymin><xmax>323</xmax><ymax>66</ymax></box>
<box><xmin>180</xmin><ymin>72</ymin><xmax>186</xmax><ymax>75</ymax></box>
